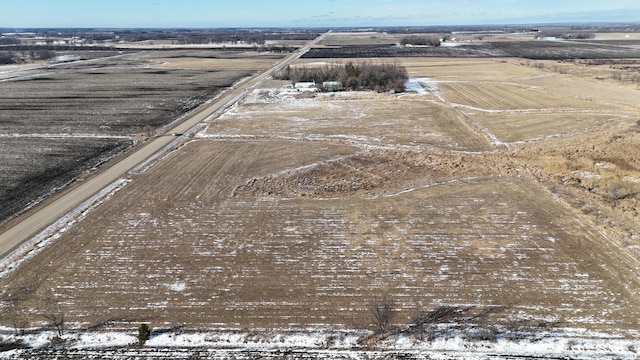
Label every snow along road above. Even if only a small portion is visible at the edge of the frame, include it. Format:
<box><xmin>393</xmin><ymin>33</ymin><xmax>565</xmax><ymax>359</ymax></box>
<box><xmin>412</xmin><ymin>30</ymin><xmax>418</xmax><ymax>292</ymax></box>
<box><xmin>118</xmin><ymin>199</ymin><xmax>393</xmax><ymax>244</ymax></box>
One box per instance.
<box><xmin>0</xmin><ymin>32</ymin><xmax>327</xmax><ymax>258</ymax></box>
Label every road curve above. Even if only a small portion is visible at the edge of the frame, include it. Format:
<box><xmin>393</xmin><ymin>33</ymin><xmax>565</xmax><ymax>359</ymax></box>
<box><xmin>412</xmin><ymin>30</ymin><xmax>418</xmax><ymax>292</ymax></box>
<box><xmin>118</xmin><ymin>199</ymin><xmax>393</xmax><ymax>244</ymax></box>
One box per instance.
<box><xmin>0</xmin><ymin>33</ymin><xmax>326</xmax><ymax>258</ymax></box>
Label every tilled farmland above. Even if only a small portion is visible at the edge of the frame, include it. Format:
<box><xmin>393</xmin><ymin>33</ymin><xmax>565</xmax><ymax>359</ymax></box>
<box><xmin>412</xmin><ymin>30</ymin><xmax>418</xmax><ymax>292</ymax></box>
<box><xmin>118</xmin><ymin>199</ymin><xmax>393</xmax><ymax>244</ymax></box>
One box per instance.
<box><xmin>3</xmin><ymin>51</ymin><xmax>640</xmax><ymax>331</ymax></box>
<box><xmin>0</xmin><ymin>50</ymin><xmax>282</xmax><ymax>224</ymax></box>
<box><xmin>302</xmin><ymin>40</ymin><xmax>640</xmax><ymax>59</ymax></box>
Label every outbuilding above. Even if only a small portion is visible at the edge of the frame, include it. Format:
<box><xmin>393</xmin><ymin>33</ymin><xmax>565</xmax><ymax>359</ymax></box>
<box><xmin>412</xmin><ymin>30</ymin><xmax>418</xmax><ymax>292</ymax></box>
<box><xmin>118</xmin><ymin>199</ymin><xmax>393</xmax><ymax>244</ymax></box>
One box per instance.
<box><xmin>322</xmin><ymin>81</ymin><xmax>344</xmax><ymax>91</ymax></box>
<box><xmin>294</xmin><ymin>82</ymin><xmax>317</xmax><ymax>91</ymax></box>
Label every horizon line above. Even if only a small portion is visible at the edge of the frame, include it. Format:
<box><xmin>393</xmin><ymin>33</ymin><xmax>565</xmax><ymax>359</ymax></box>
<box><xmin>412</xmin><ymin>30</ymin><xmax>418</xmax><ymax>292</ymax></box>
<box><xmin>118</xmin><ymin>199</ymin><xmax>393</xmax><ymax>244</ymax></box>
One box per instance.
<box><xmin>2</xmin><ymin>21</ymin><xmax>640</xmax><ymax>32</ymax></box>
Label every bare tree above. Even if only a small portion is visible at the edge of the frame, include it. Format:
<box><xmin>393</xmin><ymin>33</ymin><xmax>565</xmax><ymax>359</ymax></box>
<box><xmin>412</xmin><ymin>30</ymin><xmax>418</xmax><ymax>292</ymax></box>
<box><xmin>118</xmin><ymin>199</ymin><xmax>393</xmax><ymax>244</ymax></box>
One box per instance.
<box><xmin>143</xmin><ymin>125</ymin><xmax>155</xmax><ymax>139</ymax></box>
<box><xmin>0</xmin><ymin>298</ymin><xmax>27</xmax><ymax>335</ymax></box>
<box><xmin>411</xmin><ymin>298</ymin><xmax>427</xmax><ymax>340</ymax></box>
<box><xmin>411</xmin><ymin>305</ymin><xmax>472</xmax><ymax>341</ymax></box>
<box><xmin>367</xmin><ymin>297</ymin><xmax>396</xmax><ymax>334</ymax></box>
<box><xmin>40</xmin><ymin>288</ymin><xmax>66</xmax><ymax>337</ymax></box>
<box><xmin>0</xmin><ymin>51</ymin><xmax>15</xmax><ymax>65</ymax></box>
<box><xmin>42</xmin><ymin>312</ymin><xmax>65</xmax><ymax>337</ymax></box>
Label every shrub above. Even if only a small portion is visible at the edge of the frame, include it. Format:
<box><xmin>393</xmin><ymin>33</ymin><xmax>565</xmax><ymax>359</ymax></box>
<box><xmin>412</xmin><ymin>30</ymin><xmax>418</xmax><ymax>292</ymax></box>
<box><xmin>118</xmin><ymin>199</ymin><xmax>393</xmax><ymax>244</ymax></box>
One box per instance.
<box><xmin>138</xmin><ymin>323</ymin><xmax>151</xmax><ymax>346</ymax></box>
<box><xmin>0</xmin><ymin>51</ymin><xmax>16</xmax><ymax>65</ymax></box>
<box><xmin>367</xmin><ymin>297</ymin><xmax>396</xmax><ymax>334</ymax></box>
<box><xmin>32</xmin><ymin>49</ymin><xmax>56</xmax><ymax>61</ymax></box>
<box><xmin>465</xmin><ymin>327</ymin><xmax>498</xmax><ymax>342</ymax></box>
<box><xmin>42</xmin><ymin>312</ymin><xmax>65</xmax><ymax>337</ymax></box>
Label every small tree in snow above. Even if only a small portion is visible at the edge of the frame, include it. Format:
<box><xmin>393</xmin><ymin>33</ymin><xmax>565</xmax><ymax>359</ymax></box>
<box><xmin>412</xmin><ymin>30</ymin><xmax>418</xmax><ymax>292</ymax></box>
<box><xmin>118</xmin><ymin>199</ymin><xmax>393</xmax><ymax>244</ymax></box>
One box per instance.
<box><xmin>367</xmin><ymin>297</ymin><xmax>396</xmax><ymax>334</ymax></box>
<box><xmin>43</xmin><ymin>312</ymin><xmax>65</xmax><ymax>337</ymax></box>
<box><xmin>138</xmin><ymin>323</ymin><xmax>151</xmax><ymax>346</ymax></box>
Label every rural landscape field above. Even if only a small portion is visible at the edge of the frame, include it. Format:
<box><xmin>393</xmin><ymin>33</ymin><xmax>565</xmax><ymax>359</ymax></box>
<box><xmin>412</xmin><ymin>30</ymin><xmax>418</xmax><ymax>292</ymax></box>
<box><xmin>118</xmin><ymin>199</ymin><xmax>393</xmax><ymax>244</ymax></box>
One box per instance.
<box><xmin>0</xmin><ymin>47</ymin><xmax>285</xmax><ymax>226</ymax></box>
<box><xmin>1</xmin><ymin>25</ymin><xmax>640</xmax><ymax>358</ymax></box>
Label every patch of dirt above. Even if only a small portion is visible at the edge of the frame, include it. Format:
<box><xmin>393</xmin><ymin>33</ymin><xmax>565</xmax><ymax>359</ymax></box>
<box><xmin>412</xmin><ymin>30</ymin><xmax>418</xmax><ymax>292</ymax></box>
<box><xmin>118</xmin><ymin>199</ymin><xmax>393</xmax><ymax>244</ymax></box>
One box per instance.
<box><xmin>233</xmin><ymin>119</ymin><xmax>640</xmax><ymax>255</ymax></box>
<box><xmin>232</xmin><ymin>148</ymin><xmax>499</xmax><ymax>199</ymax></box>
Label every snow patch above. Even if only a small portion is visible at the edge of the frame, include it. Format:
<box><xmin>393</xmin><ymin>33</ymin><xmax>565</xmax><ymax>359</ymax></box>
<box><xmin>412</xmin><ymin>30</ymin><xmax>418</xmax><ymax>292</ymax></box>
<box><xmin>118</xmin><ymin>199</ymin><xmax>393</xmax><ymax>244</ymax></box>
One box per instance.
<box><xmin>167</xmin><ymin>281</ymin><xmax>187</xmax><ymax>292</ymax></box>
<box><xmin>404</xmin><ymin>78</ymin><xmax>427</xmax><ymax>94</ymax></box>
<box><xmin>573</xmin><ymin>170</ymin><xmax>602</xmax><ymax>180</ymax></box>
<box><xmin>624</xmin><ymin>176</ymin><xmax>640</xmax><ymax>183</ymax></box>
<box><xmin>0</xmin><ymin>328</ymin><xmax>639</xmax><ymax>359</ymax></box>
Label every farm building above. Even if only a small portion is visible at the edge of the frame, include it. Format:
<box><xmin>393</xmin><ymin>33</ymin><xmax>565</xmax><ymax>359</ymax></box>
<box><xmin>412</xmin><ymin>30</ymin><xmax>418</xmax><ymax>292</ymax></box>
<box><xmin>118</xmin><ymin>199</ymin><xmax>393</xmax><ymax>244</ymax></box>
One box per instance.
<box><xmin>294</xmin><ymin>82</ymin><xmax>317</xmax><ymax>91</ymax></box>
<box><xmin>322</xmin><ymin>81</ymin><xmax>344</xmax><ymax>91</ymax></box>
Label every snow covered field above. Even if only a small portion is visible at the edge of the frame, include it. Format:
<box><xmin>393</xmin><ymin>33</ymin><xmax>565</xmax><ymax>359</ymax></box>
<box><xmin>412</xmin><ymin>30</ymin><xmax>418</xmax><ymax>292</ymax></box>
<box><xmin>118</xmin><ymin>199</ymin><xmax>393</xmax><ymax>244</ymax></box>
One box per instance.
<box><xmin>1</xmin><ymin>327</ymin><xmax>640</xmax><ymax>359</ymax></box>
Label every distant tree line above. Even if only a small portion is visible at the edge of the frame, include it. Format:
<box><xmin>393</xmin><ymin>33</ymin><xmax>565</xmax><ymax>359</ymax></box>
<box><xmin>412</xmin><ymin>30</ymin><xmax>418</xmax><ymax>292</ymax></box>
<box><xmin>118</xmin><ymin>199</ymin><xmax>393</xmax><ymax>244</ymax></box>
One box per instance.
<box><xmin>1</xmin><ymin>29</ymin><xmax>320</xmax><ymax>47</ymax></box>
<box><xmin>0</xmin><ymin>49</ymin><xmax>56</xmax><ymax>64</ymax></box>
<box><xmin>562</xmin><ymin>33</ymin><xmax>596</xmax><ymax>40</ymax></box>
<box><xmin>275</xmin><ymin>61</ymin><xmax>408</xmax><ymax>92</ymax></box>
<box><xmin>0</xmin><ymin>51</ymin><xmax>13</xmax><ymax>64</ymax></box>
<box><xmin>266</xmin><ymin>45</ymin><xmax>296</xmax><ymax>53</ymax></box>
<box><xmin>73</xmin><ymin>29</ymin><xmax>318</xmax><ymax>45</ymax></box>
<box><xmin>0</xmin><ymin>37</ymin><xmax>21</xmax><ymax>45</ymax></box>
<box><xmin>382</xmin><ymin>24</ymin><xmax>640</xmax><ymax>35</ymax></box>
<box><xmin>400</xmin><ymin>35</ymin><xmax>445</xmax><ymax>47</ymax></box>
<box><xmin>1</xmin><ymin>44</ymin><xmax>113</xmax><ymax>52</ymax></box>
<box><xmin>539</xmin><ymin>32</ymin><xmax>596</xmax><ymax>40</ymax></box>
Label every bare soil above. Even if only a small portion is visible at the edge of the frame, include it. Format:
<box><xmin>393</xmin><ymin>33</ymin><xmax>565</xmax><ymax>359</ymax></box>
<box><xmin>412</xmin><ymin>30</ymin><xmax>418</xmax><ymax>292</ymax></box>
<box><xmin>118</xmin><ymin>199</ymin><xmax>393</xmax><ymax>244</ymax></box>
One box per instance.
<box><xmin>302</xmin><ymin>40</ymin><xmax>640</xmax><ymax>59</ymax></box>
<box><xmin>0</xmin><ymin>136</ymin><xmax>132</xmax><ymax>225</ymax></box>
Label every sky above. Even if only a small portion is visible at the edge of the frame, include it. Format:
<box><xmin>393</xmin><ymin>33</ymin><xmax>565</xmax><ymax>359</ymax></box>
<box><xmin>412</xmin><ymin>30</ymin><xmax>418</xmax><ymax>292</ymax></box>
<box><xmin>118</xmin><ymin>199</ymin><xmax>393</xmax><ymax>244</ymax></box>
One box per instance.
<box><xmin>1</xmin><ymin>0</ymin><xmax>639</xmax><ymax>28</ymax></box>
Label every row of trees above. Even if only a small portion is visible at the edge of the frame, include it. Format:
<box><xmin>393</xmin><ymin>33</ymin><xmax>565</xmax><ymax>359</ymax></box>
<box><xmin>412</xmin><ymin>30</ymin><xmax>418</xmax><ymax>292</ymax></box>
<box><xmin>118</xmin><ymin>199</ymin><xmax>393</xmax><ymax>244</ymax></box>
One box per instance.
<box><xmin>0</xmin><ymin>37</ymin><xmax>21</xmax><ymax>45</ymax></box>
<box><xmin>275</xmin><ymin>61</ymin><xmax>408</xmax><ymax>93</ymax></box>
<box><xmin>400</xmin><ymin>35</ymin><xmax>446</xmax><ymax>47</ymax></box>
<box><xmin>538</xmin><ymin>32</ymin><xmax>596</xmax><ymax>40</ymax></box>
<box><xmin>366</xmin><ymin>297</ymin><xmax>547</xmax><ymax>344</ymax></box>
<box><xmin>1</xmin><ymin>29</ymin><xmax>320</xmax><ymax>45</ymax></box>
<box><xmin>0</xmin><ymin>49</ymin><xmax>56</xmax><ymax>65</ymax></box>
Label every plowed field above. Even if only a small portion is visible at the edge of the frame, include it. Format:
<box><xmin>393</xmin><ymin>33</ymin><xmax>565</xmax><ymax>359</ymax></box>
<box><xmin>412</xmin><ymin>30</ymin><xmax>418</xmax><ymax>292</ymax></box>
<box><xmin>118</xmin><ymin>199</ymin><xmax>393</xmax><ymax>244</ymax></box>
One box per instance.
<box><xmin>4</xmin><ymin>140</ymin><xmax>640</xmax><ymax>331</ymax></box>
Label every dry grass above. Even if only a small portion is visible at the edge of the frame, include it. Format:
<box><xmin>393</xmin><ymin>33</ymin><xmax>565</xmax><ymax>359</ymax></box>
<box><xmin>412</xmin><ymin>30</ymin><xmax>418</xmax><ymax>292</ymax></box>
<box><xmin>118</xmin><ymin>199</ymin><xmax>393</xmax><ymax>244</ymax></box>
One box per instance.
<box><xmin>469</xmin><ymin>111</ymin><xmax>617</xmax><ymax>142</ymax></box>
<box><xmin>397</xmin><ymin>57</ymin><xmax>637</xmax><ymax>143</ymax></box>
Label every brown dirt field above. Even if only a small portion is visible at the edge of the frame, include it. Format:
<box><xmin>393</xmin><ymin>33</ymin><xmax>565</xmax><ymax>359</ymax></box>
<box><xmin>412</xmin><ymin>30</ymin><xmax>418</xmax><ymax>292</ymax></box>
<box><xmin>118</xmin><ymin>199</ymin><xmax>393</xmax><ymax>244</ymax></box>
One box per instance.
<box><xmin>594</xmin><ymin>33</ymin><xmax>640</xmax><ymax>41</ymax></box>
<box><xmin>206</xmin><ymin>91</ymin><xmax>490</xmax><ymax>151</ymax></box>
<box><xmin>468</xmin><ymin>111</ymin><xmax>618</xmax><ymax>143</ymax></box>
<box><xmin>0</xmin><ymin>50</ymin><xmax>284</xmax><ymax>226</ymax></box>
<box><xmin>150</xmin><ymin>54</ymin><xmax>282</xmax><ymax>71</ymax></box>
<box><xmin>2</xmin><ymin>54</ymin><xmax>640</xmax><ymax>335</ymax></box>
<box><xmin>318</xmin><ymin>32</ymin><xmax>401</xmax><ymax>46</ymax></box>
<box><xmin>396</xmin><ymin>58</ymin><xmax>639</xmax><ymax>144</ymax></box>
<box><xmin>4</xmin><ymin>140</ymin><xmax>640</xmax><ymax>332</ymax></box>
